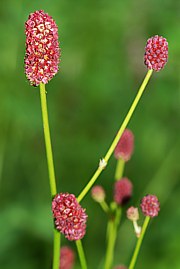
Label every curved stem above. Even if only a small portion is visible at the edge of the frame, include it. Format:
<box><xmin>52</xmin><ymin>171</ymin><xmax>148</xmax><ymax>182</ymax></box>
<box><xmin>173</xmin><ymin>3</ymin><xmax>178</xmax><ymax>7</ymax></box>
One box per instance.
<box><xmin>39</xmin><ymin>83</ymin><xmax>60</xmax><ymax>269</ymax></box>
<box><xmin>76</xmin><ymin>240</ymin><xmax>88</xmax><ymax>269</ymax></box>
<box><xmin>129</xmin><ymin>216</ymin><xmax>150</xmax><ymax>269</ymax></box>
<box><xmin>77</xmin><ymin>69</ymin><xmax>153</xmax><ymax>202</ymax></box>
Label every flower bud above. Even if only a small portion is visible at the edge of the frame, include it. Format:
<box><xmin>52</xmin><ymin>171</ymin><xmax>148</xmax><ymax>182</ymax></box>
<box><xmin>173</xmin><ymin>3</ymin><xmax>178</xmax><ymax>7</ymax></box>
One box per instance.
<box><xmin>126</xmin><ymin>206</ymin><xmax>139</xmax><ymax>221</ymax></box>
<box><xmin>60</xmin><ymin>246</ymin><xmax>75</xmax><ymax>269</ymax></box>
<box><xmin>114</xmin><ymin>129</ymin><xmax>134</xmax><ymax>162</ymax></box>
<box><xmin>91</xmin><ymin>185</ymin><xmax>106</xmax><ymax>203</ymax></box>
<box><xmin>113</xmin><ymin>178</ymin><xmax>133</xmax><ymax>205</ymax></box>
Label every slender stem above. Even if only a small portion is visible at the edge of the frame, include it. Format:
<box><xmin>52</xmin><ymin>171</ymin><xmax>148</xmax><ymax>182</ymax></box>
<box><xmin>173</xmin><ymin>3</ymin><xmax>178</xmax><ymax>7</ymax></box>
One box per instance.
<box><xmin>77</xmin><ymin>167</ymin><xmax>102</xmax><ymax>202</ymax></box>
<box><xmin>104</xmin><ymin>220</ymin><xmax>116</xmax><ymax>269</ymax></box>
<box><xmin>39</xmin><ymin>83</ymin><xmax>60</xmax><ymax>269</ymax></box>
<box><xmin>52</xmin><ymin>229</ymin><xmax>61</xmax><ymax>269</ymax></box>
<box><xmin>77</xmin><ymin>69</ymin><xmax>153</xmax><ymax>202</ymax></box>
<box><xmin>104</xmin><ymin>208</ymin><xmax>122</xmax><ymax>269</ymax></box>
<box><xmin>76</xmin><ymin>240</ymin><xmax>88</xmax><ymax>269</ymax></box>
<box><xmin>39</xmin><ymin>83</ymin><xmax>57</xmax><ymax>196</ymax></box>
<box><xmin>115</xmin><ymin>158</ymin><xmax>125</xmax><ymax>180</ymax></box>
<box><xmin>100</xmin><ymin>200</ymin><xmax>110</xmax><ymax>213</ymax></box>
<box><xmin>129</xmin><ymin>216</ymin><xmax>151</xmax><ymax>269</ymax></box>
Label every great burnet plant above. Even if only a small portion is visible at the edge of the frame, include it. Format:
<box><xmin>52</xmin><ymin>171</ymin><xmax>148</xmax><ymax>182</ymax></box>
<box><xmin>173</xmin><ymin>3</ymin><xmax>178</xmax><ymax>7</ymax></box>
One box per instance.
<box><xmin>24</xmin><ymin>9</ymin><xmax>168</xmax><ymax>269</ymax></box>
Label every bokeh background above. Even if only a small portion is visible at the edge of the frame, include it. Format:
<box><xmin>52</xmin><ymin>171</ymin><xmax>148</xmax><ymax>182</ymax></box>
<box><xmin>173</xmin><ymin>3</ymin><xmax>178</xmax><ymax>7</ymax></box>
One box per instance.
<box><xmin>0</xmin><ymin>0</ymin><xmax>180</xmax><ymax>268</ymax></box>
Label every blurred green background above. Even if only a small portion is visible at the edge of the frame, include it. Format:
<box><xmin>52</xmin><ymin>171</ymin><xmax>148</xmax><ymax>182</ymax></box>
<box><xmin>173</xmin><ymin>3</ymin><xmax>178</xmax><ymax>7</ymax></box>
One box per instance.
<box><xmin>0</xmin><ymin>0</ymin><xmax>180</xmax><ymax>268</ymax></box>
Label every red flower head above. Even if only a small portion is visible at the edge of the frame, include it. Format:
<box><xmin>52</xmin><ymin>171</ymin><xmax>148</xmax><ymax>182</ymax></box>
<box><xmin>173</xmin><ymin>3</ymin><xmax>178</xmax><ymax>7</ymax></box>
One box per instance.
<box><xmin>144</xmin><ymin>35</ymin><xmax>168</xmax><ymax>71</ymax></box>
<box><xmin>91</xmin><ymin>185</ymin><xmax>106</xmax><ymax>203</ymax></box>
<box><xmin>52</xmin><ymin>193</ymin><xmax>88</xmax><ymax>241</ymax></box>
<box><xmin>114</xmin><ymin>129</ymin><xmax>134</xmax><ymax>162</ymax></box>
<box><xmin>114</xmin><ymin>178</ymin><xmax>133</xmax><ymax>205</ymax></box>
<box><xmin>25</xmin><ymin>10</ymin><xmax>60</xmax><ymax>86</ymax></box>
<box><xmin>60</xmin><ymin>246</ymin><xmax>75</xmax><ymax>269</ymax></box>
<box><xmin>140</xmin><ymin>194</ymin><xmax>160</xmax><ymax>218</ymax></box>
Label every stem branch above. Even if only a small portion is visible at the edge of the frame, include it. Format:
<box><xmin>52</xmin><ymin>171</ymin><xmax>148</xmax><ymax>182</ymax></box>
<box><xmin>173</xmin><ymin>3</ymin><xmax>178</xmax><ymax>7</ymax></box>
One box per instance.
<box><xmin>77</xmin><ymin>69</ymin><xmax>153</xmax><ymax>202</ymax></box>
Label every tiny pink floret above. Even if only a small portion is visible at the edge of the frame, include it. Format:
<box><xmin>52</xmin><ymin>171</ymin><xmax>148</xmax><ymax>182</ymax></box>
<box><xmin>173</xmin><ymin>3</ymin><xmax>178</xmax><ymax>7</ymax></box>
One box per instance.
<box><xmin>60</xmin><ymin>246</ymin><xmax>75</xmax><ymax>269</ymax></box>
<box><xmin>24</xmin><ymin>10</ymin><xmax>60</xmax><ymax>86</ymax></box>
<box><xmin>144</xmin><ymin>35</ymin><xmax>168</xmax><ymax>71</ymax></box>
<box><xmin>140</xmin><ymin>194</ymin><xmax>160</xmax><ymax>218</ymax></box>
<box><xmin>114</xmin><ymin>178</ymin><xmax>133</xmax><ymax>205</ymax></box>
<box><xmin>52</xmin><ymin>193</ymin><xmax>88</xmax><ymax>241</ymax></box>
<box><xmin>114</xmin><ymin>129</ymin><xmax>134</xmax><ymax>162</ymax></box>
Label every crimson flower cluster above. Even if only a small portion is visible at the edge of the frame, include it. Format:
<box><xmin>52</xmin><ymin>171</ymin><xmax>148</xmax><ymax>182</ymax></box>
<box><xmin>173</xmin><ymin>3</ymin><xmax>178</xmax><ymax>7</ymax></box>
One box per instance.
<box><xmin>52</xmin><ymin>193</ymin><xmax>88</xmax><ymax>241</ymax></box>
<box><xmin>141</xmin><ymin>194</ymin><xmax>160</xmax><ymax>218</ymax></box>
<box><xmin>24</xmin><ymin>10</ymin><xmax>60</xmax><ymax>86</ymax></box>
<box><xmin>144</xmin><ymin>35</ymin><xmax>168</xmax><ymax>71</ymax></box>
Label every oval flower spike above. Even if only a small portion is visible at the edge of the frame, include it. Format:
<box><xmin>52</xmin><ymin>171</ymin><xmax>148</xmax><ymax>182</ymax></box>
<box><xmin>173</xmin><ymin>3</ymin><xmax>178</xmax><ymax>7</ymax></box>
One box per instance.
<box><xmin>24</xmin><ymin>10</ymin><xmax>60</xmax><ymax>86</ymax></box>
<box><xmin>52</xmin><ymin>193</ymin><xmax>88</xmax><ymax>241</ymax></box>
<box><xmin>144</xmin><ymin>35</ymin><xmax>168</xmax><ymax>71</ymax></box>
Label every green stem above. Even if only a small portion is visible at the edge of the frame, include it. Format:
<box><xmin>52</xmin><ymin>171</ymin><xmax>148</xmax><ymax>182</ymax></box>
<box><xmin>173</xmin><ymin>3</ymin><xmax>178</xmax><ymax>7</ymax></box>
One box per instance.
<box><xmin>104</xmin><ymin>220</ymin><xmax>116</xmax><ymax>269</ymax></box>
<box><xmin>39</xmin><ymin>83</ymin><xmax>60</xmax><ymax>269</ymax></box>
<box><xmin>100</xmin><ymin>200</ymin><xmax>110</xmax><ymax>214</ymax></box>
<box><xmin>39</xmin><ymin>83</ymin><xmax>57</xmax><ymax>196</ymax></box>
<box><xmin>52</xmin><ymin>229</ymin><xmax>61</xmax><ymax>269</ymax></box>
<box><xmin>129</xmin><ymin>216</ymin><xmax>150</xmax><ymax>269</ymax></box>
<box><xmin>77</xmin><ymin>69</ymin><xmax>153</xmax><ymax>202</ymax></box>
<box><xmin>76</xmin><ymin>240</ymin><xmax>88</xmax><ymax>269</ymax></box>
<box><xmin>104</xmin><ymin>208</ymin><xmax>122</xmax><ymax>269</ymax></box>
<box><xmin>115</xmin><ymin>158</ymin><xmax>125</xmax><ymax>180</ymax></box>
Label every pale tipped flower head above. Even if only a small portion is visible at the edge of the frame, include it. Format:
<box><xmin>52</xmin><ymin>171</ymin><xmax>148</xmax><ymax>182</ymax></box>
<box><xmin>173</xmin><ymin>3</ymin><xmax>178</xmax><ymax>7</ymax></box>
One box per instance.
<box><xmin>114</xmin><ymin>178</ymin><xmax>133</xmax><ymax>205</ymax></box>
<box><xmin>52</xmin><ymin>193</ymin><xmax>88</xmax><ymax>241</ymax></box>
<box><xmin>91</xmin><ymin>185</ymin><xmax>106</xmax><ymax>203</ymax></box>
<box><xmin>140</xmin><ymin>194</ymin><xmax>160</xmax><ymax>218</ymax></box>
<box><xmin>24</xmin><ymin>10</ymin><xmax>60</xmax><ymax>86</ymax></box>
<box><xmin>60</xmin><ymin>246</ymin><xmax>75</xmax><ymax>269</ymax></box>
<box><xmin>144</xmin><ymin>35</ymin><xmax>168</xmax><ymax>71</ymax></box>
<box><xmin>114</xmin><ymin>129</ymin><xmax>134</xmax><ymax>162</ymax></box>
<box><xmin>127</xmin><ymin>206</ymin><xmax>139</xmax><ymax>221</ymax></box>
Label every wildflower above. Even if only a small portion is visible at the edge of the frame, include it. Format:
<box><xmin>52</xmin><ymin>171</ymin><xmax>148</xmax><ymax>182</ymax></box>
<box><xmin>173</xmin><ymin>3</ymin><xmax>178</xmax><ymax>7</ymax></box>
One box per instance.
<box><xmin>114</xmin><ymin>178</ymin><xmax>133</xmax><ymax>205</ymax></box>
<box><xmin>60</xmin><ymin>246</ymin><xmax>75</xmax><ymax>269</ymax></box>
<box><xmin>144</xmin><ymin>35</ymin><xmax>168</xmax><ymax>71</ymax></box>
<box><xmin>91</xmin><ymin>185</ymin><xmax>106</xmax><ymax>203</ymax></box>
<box><xmin>114</xmin><ymin>129</ymin><xmax>134</xmax><ymax>162</ymax></box>
<box><xmin>25</xmin><ymin>10</ymin><xmax>60</xmax><ymax>86</ymax></box>
<box><xmin>52</xmin><ymin>193</ymin><xmax>88</xmax><ymax>241</ymax></box>
<box><xmin>140</xmin><ymin>194</ymin><xmax>160</xmax><ymax>217</ymax></box>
